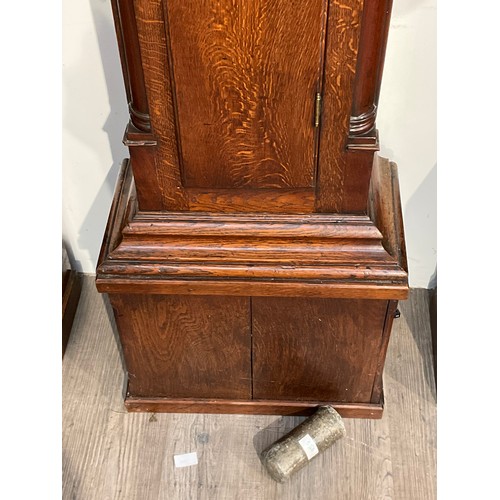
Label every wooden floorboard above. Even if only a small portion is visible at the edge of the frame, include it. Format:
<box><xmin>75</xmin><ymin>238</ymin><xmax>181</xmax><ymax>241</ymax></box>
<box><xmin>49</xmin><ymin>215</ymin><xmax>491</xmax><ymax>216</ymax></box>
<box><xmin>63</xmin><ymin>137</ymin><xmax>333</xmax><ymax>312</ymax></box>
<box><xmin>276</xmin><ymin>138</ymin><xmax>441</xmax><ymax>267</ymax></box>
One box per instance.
<box><xmin>62</xmin><ymin>277</ymin><xmax>436</xmax><ymax>500</ymax></box>
<box><xmin>384</xmin><ymin>289</ymin><xmax>437</xmax><ymax>500</ymax></box>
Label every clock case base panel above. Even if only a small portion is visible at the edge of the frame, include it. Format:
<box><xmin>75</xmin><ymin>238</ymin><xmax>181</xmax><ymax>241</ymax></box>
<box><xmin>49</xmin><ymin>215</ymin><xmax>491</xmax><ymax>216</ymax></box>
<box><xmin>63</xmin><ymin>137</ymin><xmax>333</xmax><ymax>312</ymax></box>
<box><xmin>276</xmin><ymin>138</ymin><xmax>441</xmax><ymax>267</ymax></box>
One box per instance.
<box><xmin>124</xmin><ymin>396</ymin><xmax>385</xmax><ymax>419</ymax></box>
<box><xmin>96</xmin><ymin>154</ymin><xmax>408</xmax><ymax>419</ymax></box>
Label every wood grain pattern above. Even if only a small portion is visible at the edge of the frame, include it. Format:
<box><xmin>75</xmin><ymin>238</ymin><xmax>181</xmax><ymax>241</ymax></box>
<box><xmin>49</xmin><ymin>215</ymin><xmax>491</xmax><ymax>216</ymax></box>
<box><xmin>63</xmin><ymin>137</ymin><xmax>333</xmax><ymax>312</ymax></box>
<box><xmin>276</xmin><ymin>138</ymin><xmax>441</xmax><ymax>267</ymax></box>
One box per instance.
<box><xmin>327</xmin><ymin>0</ymin><xmax>394</xmax><ymax>193</ymax></box>
<box><xmin>368</xmin><ymin>156</ymin><xmax>408</xmax><ymax>272</ymax></box>
<box><xmin>134</xmin><ymin>0</ymin><xmax>188</xmax><ymax>210</ymax></box>
<box><xmin>96</xmin><ymin>159</ymin><xmax>135</xmax><ymax>269</ymax></box>
<box><xmin>107</xmin><ymin>0</ymin><xmax>164</xmax><ymax>210</ymax></box>
<box><xmin>63</xmin><ymin>277</ymin><xmax>435</xmax><ymax>499</ymax></box>
<box><xmin>186</xmin><ymin>187</ymin><xmax>315</xmax><ymax>213</ymax></box>
<box><xmin>371</xmin><ymin>299</ymin><xmax>398</xmax><ymax>403</ymax></box>
<box><xmin>252</xmin><ymin>297</ymin><xmax>388</xmax><ymax>402</ymax></box>
<box><xmin>127</xmin><ymin>137</ymin><xmax>164</xmax><ymax>210</ymax></box>
<box><xmin>316</xmin><ymin>0</ymin><xmax>365</xmax><ymax>212</ymax></box>
<box><xmin>110</xmin><ymin>294</ymin><xmax>252</xmax><ymax>399</ymax></box>
<box><xmin>99</xmin><ymin>279</ymin><xmax>408</xmax><ymax>300</ymax></box>
<box><xmin>96</xmin><ymin>157</ymin><xmax>408</xmax><ymax>299</ymax></box>
<box><xmin>124</xmin><ymin>397</ymin><xmax>383</xmax><ymax>418</ymax></box>
<box><xmin>101</xmin><ymin>293</ymin><xmax>397</xmax><ymax>416</ymax></box>
<box><xmin>339</xmin><ymin>149</ymin><xmax>379</xmax><ymax>212</ymax></box>
<box><xmin>164</xmin><ymin>0</ymin><xmax>328</xmax><ymax>189</ymax></box>
<box><xmin>112</xmin><ymin>235</ymin><xmax>396</xmax><ymax>265</ymax></box>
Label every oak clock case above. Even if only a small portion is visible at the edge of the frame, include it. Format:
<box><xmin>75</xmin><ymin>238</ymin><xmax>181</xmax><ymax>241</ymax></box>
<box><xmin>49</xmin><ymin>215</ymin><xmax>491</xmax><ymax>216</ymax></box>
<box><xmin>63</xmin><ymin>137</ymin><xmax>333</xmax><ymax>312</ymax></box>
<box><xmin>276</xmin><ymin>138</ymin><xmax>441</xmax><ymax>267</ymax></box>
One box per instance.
<box><xmin>96</xmin><ymin>0</ymin><xmax>408</xmax><ymax>418</ymax></box>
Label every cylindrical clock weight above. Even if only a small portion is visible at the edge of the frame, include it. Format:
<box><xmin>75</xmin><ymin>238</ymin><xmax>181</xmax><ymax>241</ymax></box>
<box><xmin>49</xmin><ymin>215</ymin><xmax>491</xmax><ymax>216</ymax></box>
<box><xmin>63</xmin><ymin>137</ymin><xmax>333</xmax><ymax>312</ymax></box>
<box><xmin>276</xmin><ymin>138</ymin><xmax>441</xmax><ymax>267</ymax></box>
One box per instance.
<box><xmin>261</xmin><ymin>406</ymin><xmax>346</xmax><ymax>483</ymax></box>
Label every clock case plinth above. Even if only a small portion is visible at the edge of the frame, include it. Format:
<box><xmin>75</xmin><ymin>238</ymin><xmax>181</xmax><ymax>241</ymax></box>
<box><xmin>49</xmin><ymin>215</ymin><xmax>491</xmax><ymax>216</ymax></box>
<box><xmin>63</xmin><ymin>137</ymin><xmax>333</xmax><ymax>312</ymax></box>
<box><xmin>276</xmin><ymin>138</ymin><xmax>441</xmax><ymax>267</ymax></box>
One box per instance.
<box><xmin>96</xmin><ymin>155</ymin><xmax>408</xmax><ymax>418</ymax></box>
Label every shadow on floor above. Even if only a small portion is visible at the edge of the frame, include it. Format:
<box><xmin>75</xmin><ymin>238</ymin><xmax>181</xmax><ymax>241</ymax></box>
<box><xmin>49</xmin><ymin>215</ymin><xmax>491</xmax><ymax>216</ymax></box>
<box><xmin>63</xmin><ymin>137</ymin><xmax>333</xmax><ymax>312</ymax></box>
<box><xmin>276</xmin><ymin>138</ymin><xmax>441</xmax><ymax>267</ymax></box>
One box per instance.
<box><xmin>398</xmin><ymin>289</ymin><xmax>437</xmax><ymax>402</ymax></box>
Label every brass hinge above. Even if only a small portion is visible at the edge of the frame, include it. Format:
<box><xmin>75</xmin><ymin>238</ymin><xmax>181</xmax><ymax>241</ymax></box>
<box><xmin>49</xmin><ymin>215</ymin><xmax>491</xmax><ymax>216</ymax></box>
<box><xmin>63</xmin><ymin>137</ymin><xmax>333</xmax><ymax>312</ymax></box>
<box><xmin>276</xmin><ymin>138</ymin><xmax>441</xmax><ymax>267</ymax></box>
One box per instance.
<box><xmin>314</xmin><ymin>92</ymin><xmax>322</xmax><ymax>128</ymax></box>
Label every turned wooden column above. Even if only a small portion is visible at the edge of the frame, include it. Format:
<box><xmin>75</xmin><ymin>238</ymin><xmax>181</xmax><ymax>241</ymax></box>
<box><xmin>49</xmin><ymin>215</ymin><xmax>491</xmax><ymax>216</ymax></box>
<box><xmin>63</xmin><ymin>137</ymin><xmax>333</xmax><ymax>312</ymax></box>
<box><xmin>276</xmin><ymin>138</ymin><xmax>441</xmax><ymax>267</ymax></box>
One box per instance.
<box><xmin>111</xmin><ymin>0</ymin><xmax>169</xmax><ymax>211</ymax></box>
<box><xmin>111</xmin><ymin>0</ymin><xmax>151</xmax><ymax>132</ymax></box>
<box><xmin>349</xmin><ymin>0</ymin><xmax>393</xmax><ymax>142</ymax></box>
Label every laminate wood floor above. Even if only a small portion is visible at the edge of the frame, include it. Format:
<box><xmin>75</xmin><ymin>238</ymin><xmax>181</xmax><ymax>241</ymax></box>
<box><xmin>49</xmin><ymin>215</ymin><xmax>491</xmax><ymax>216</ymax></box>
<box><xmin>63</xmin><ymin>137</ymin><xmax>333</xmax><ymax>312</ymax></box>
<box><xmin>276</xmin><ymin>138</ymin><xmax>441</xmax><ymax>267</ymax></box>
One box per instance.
<box><xmin>62</xmin><ymin>276</ymin><xmax>436</xmax><ymax>500</ymax></box>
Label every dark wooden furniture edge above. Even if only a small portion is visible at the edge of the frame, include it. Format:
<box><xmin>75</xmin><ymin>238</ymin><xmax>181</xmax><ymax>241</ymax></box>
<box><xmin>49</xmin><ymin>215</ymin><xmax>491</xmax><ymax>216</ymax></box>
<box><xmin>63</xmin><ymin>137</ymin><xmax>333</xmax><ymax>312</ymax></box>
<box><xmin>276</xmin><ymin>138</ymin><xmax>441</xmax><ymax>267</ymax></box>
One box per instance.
<box><xmin>97</xmin><ymin>280</ymin><xmax>407</xmax><ymax>299</ymax></box>
<box><xmin>62</xmin><ymin>270</ymin><xmax>82</xmax><ymax>357</ymax></box>
<box><xmin>370</xmin><ymin>299</ymin><xmax>398</xmax><ymax>403</ymax></box>
<box><xmin>429</xmin><ymin>286</ymin><xmax>437</xmax><ymax>386</ymax></box>
<box><xmin>366</xmin><ymin>156</ymin><xmax>408</xmax><ymax>400</ymax></box>
<box><xmin>368</xmin><ymin>156</ymin><xmax>408</xmax><ymax>274</ymax></box>
<box><xmin>124</xmin><ymin>395</ymin><xmax>384</xmax><ymax>419</ymax></box>
<box><xmin>97</xmin><ymin>159</ymin><xmax>136</xmax><ymax>269</ymax></box>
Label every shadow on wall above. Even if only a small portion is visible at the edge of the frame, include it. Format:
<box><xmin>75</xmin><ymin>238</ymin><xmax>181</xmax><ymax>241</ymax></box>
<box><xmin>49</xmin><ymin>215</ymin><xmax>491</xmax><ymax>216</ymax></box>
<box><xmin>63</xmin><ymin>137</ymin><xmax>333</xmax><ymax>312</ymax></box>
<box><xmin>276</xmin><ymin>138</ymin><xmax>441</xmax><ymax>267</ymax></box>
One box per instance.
<box><xmin>392</xmin><ymin>0</ymin><xmax>432</xmax><ymax>16</ymax></box>
<box><xmin>397</xmin><ymin>163</ymin><xmax>437</xmax><ymax>393</ymax></box>
<box><xmin>88</xmin><ymin>0</ymin><xmax>129</xmax><ymax>172</ymax></box>
<box><xmin>403</xmin><ymin>164</ymin><xmax>437</xmax><ymax>288</ymax></box>
<box><xmin>78</xmin><ymin>0</ymin><xmax>130</xmax><ymax>271</ymax></box>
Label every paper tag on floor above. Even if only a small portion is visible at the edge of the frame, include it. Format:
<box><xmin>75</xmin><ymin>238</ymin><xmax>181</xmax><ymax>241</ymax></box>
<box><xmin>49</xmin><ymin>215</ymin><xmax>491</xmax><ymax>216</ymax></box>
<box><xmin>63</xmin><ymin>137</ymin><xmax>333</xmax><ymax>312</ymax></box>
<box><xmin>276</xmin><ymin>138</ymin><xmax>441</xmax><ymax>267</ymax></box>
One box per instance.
<box><xmin>298</xmin><ymin>434</ymin><xmax>319</xmax><ymax>460</ymax></box>
<box><xmin>174</xmin><ymin>452</ymin><xmax>198</xmax><ymax>468</ymax></box>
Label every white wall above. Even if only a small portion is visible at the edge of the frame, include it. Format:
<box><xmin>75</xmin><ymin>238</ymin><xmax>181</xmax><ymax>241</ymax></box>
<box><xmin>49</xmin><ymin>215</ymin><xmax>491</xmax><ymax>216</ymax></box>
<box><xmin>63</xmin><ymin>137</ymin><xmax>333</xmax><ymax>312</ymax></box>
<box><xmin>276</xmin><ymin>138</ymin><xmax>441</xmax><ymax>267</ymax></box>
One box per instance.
<box><xmin>63</xmin><ymin>0</ymin><xmax>436</xmax><ymax>288</ymax></box>
<box><xmin>63</xmin><ymin>0</ymin><xmax>128</xmax><ymax>272</ymax></box>
<box><xmin>378</xmin><ymin>0</ymin><xmax>437</xmax><ymax>288</ymax></box>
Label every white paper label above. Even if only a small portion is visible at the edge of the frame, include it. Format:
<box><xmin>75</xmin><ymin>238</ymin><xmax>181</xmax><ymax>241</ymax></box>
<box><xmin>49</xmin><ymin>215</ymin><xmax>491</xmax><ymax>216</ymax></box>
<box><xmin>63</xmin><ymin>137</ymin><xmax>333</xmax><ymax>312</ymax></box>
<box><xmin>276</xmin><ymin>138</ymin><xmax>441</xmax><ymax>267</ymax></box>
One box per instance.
<box><xmin>298</xmin><ymin>434</ymin><xmax>319</xmax><ymax>460</ymax></box>
<box><xmin>174</xmin><ymin>452</ymin><xmax>198</xmax><ymax>468</ymax></box>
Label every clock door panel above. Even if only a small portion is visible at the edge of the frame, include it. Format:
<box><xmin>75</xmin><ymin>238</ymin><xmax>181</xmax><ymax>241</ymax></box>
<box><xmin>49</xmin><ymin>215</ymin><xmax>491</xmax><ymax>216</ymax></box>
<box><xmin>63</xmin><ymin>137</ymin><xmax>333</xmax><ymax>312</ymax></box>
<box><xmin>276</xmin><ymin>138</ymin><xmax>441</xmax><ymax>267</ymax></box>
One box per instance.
<box><xmin>111</xmin><ymin>294</ymin><xmax>252</xmax><ymax>399</ymax></box>
<box><xmin>163</xmin><ymin>0</ymin><xmax>328</xmax><ymax>190</ymax></box>
<box><xmin>252</xmin><ymin>297</ymin><xmax>388</xmax><ymax>402</ymax></box>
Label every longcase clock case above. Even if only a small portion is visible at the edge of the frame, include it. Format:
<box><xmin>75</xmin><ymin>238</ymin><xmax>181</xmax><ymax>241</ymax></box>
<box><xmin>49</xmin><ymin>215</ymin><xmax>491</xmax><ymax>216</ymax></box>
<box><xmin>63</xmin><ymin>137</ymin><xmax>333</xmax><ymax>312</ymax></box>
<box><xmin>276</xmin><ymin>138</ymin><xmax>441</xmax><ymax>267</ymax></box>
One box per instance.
<box><xmin>96</xmin><ymin>0</ymin><xmax>408</xmax><ymax>418</ymax></box>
